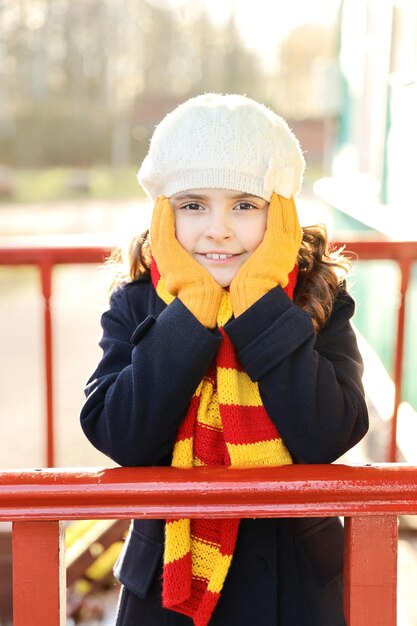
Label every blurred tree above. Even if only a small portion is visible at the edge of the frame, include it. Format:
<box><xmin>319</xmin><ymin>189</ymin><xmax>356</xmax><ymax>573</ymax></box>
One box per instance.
<box><xmin>0</xmin><ymin>0</ymin><xmax>277</xmax><ymax>168</ymax></box>
<box><xmin>275</xmin><ymin>21</ymin><xmax>340</xmax><ymax>120</ymax></box>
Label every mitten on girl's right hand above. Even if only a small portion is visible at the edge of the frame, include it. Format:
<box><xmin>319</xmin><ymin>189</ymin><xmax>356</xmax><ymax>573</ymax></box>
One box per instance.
<box><xmin>150</xmin><ymin>196</ymin><xmax>224</xmax><ymax>328</ymax></box>
<box><xmin>230</xmin><ymin>193</ymin><xmax>302</xmax><ymax>317</ymax></box>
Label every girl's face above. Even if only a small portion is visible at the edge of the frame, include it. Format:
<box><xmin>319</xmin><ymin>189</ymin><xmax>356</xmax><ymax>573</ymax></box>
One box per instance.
<box><xmin>170</xmin><ymin>188</ymin><xmax>269</xmax><ymax>287</ymax></box>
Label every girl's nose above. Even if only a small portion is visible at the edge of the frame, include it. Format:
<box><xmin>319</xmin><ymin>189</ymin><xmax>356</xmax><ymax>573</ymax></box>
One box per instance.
<box><xmin>205</xmin><ymin>210</ymin><xmax>233</xmax><ymax>240</ymax></box>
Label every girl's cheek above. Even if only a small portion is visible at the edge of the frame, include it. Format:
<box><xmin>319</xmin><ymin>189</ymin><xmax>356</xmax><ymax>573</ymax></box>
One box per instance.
<box><xmin>251</xmin><ymin>213</ymin><xmax>268</xmax><ymax>248</ymax></box>
<box><xmin>173</xmin><ymin>212</ymin><xmax>186</xmax><ymax>242</ymax></box>
<box><xmin>250</xmin><ymin>229</ymin><xmax>267</xmax><ymax>253</ymax></box>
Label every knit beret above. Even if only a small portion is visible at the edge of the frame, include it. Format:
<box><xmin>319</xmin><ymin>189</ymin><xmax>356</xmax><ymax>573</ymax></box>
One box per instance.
<box><xmin>137</xmin><ymin>93</ymin><xmax>305</xmax><ymax>202</ymax></box>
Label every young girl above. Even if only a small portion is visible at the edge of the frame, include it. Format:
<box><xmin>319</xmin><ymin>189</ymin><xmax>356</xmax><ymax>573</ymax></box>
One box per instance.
<box><xmin>80</xmin><ymin>93</ymin><xmax>368</xmax><ymax>626</ymax></box>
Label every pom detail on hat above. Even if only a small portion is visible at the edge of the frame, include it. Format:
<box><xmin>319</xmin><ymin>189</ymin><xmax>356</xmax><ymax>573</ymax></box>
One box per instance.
<box><xmin>137</xmin><ymin>93</ymin><xmax>305</xmax><ymax>201</ymax></box>
<box><xmin>263</xmin><ymin>158</ymin><xmax>296</xmax><ymax>200</ymax></box>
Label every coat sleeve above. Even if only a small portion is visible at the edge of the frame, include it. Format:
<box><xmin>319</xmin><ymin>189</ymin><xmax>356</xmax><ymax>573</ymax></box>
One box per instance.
<box><xmin>80</xmin><ymin>281</ymin><xmax>222</xmax><ymax>466</ymax></box>
<box><xmin>224</xmin><ymin>286</ymin><xmax>368</xmax><ymax>463</ymax></box>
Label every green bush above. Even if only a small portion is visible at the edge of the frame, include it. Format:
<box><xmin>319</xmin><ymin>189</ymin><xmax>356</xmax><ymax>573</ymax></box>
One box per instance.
<box><xmin>8</xmin><ymin>167</ymin><xmax>144</xmax><ymax>203</ymax></box>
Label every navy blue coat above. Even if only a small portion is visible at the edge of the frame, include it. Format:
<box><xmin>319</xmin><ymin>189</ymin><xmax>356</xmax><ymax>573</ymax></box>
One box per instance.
<box><xmin>80</xmin><ymin>275</ymin><xmax>368</xmax><ymax>626</ymax></box>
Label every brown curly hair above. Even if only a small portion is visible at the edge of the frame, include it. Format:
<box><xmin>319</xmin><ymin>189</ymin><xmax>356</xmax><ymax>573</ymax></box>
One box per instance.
<box><xmin>107</xmin><ymin>225</ymin><xmax>350</xmax><ymax>332</ymax></box>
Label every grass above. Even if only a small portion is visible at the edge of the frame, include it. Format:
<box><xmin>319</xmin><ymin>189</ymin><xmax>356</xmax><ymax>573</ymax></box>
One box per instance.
<box><xmin>4</xmin><ymin>167</ymin><xmax>145</xmax><ymax>204</ymax></box>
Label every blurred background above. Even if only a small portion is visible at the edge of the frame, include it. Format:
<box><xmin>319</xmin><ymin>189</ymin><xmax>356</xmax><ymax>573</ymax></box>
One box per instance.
<box><xmin>1</xmin><ymin>0</ymin><xmax>417</xmax><ymax>622</ymax></box>
<box><xmin>2</xmin><ymin>0</ymin><xmax>417</xmax><ymax>464</ymax></box>
<box><xmin>0</xmin><ymin>0</ymin><xmax>342</xmax><ymax>199</ymax></box>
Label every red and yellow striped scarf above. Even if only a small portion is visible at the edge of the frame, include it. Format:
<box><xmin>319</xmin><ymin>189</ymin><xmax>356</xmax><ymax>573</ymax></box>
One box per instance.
<box><xmin>151</xmin><ymin>259</ymin><xmax>296</xmax><ymax>626</ymax></box>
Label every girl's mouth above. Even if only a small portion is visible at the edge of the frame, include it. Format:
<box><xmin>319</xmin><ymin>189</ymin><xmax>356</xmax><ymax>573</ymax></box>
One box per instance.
<box><xmin>198</xmin><ymin>252</ymin><xmax>242</xmax><ymax>264</ymax></box>
<box><xmin>205</xmin><ymin>253</ymin><xmax>234</xmax><ymax>260</ymax></box>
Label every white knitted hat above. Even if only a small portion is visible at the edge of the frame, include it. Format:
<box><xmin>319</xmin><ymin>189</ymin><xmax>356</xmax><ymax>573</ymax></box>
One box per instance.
<box><xmin>137</xmin><ymin>93</ymin><xmax>305</xmax><ymax>201</ymax></box>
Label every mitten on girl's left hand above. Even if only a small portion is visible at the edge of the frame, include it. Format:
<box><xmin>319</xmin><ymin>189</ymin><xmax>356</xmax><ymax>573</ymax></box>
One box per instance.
<box><xmin>150</xmin><ymin>196</ymin><xmax>224</xmax><ymax>328</ymax></box>
<box><xmin>230</xmin><ymin>193</ymin><xmax>302</xmax><ymax>317</ymax></box>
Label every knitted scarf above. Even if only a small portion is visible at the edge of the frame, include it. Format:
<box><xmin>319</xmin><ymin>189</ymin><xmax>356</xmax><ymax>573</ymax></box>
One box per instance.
<box><xmin>151</xmin><ymin>259</ymin><xmax>296</xmax><ymax>626</ymax></box>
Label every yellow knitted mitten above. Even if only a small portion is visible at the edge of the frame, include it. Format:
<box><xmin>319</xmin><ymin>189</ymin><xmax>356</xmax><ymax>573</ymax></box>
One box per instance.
<box><xmin>230</xmin><ymin>193</ymin><xmax>302</xmax><ymax>317</ymax></box>
<box><xmin>151</xmin><ymin>196</ymin><xmax>224</xmax><ymax>328</ymax></box>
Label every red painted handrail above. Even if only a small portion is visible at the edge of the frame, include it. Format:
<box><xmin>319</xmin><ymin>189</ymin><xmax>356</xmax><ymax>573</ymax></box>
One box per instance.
<box><xmin>0</xmin><ymin>235</ymin><xmax>416</xmax><ymax>465</ymax></box>
<box><xmin>0</xmin><ymin>464</ymin><xmax>412</xmax><ymax>625</ymax></box>
<box><xmin>0</xmin><ymin>464</ymin><xmax>417</xmax><ymax>520</ymax></box>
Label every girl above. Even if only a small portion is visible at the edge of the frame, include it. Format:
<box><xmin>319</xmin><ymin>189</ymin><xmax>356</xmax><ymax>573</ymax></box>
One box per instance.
<box><xmin>80</xmin><ymin>93</ymin><xmax>368</xmax><ymax>626</ymax></box>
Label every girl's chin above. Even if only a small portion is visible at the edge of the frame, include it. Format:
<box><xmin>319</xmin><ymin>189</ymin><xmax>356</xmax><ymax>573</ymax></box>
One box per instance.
<box><xmin>206</xmin><ymin>268</ymin><xmax>236</xmax><ymax>288</ymax></box>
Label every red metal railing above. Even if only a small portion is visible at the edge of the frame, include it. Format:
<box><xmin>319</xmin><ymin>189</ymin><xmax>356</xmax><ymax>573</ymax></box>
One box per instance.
<box><xmin>0</xmin><ymin>235</ymin><xmax>113</xmax><ymax>467</ymax></box>
<box><xmin>0</xmin><ymin>236</ymin><xmax>416</xmax><ymax>465</ymax></box>
<box><xmin>1</xmin><ymin>463</ymin><xmax>416</xmax><ymax>625</ymax></box>
<box><xmin>1</xmin><ymin>237</ymin><xmax>417</xmax><ymax>624</ymax></box>
<box><xmin>336</xmin><ymin>239</ymin><xmax>417</xmax><ymax>462</ymax></box>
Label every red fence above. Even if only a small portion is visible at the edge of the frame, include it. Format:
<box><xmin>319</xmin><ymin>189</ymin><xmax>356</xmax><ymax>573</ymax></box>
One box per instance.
<box><xmin>336</xmin><ymin>239</ymin><xmax>417</xmax><ymax>463</ymax></box>
<box><xmin>1</xmin><ymin>237</ymin><xmax>417</xmax><ymax>624</ymax></box>
<box><xmin>0</xmin><ymin>235</ymin><xmax>113</xmax><ymax>467</ymax></box>
<box><xmin>1</xmin><ymin>463</ymin><xmax>416</xmax><ymax>625</ymax></box>
<box><xmin>0</xmin><ymin>235</ymin><xmax>416</xmax><ymax>465</ymax></box>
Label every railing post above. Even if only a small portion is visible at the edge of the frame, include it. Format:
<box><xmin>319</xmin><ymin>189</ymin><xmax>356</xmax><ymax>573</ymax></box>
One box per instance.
<box><xmin>343</xmin><ymin>515</ymin><xmax>397</xmax><ymax>625</ymax></box>
<box><xmin>12</xmin><ymin>521</ymin><xmax>65</xmax><ymax>626</ymax></box>
<box><xmin>388</xmin><ymin>259</ymin><xmax>411</xmax><ymax>462</ymax></box>
<box><xmin>39</xmin><ymin>260</ymin><xmax>55</xmax><ymax>468</ymax></box>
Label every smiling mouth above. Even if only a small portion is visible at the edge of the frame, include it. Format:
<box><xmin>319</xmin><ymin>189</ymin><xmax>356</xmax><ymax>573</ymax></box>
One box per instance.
<box><xmin>197</xmin><ymin>252</ymin><xmax>243</xmax><ymax>265</ymax></box>
<box><xmin>205</xmin><ymin>253</ymin><xmax>235</xmax><ymax>260</ymax></box>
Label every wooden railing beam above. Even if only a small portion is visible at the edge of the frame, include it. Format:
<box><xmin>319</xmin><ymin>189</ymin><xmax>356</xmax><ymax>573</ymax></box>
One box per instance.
<box><xmin>0</xmin><ymin>465</ymin><xmax>415</xmax><ymax>625</ymax></box>
<box><xmin>344</xmin><ymin>515</ymin><xmax>397</xmax><ymax>626</ymax></box>
<box><xmin>12</xmin><ymin>521</ymin><xmax>65</xmax><ymax>626</ymax></box>
<box><xmin>2</xmin><ymin>465</ymin><xmax>417</xmax><ymax>521</ymax></box>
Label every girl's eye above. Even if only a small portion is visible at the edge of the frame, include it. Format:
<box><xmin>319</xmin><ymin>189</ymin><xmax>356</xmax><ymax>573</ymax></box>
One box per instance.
<box><xmin>235</xmin><ymin>202</ymin><xmax>256</xmax><ymax>211</ymax></box>
<box><xmin>181</xmin><ymin>202</ymin><xmax>202</xmax><ymax>211</ymax></box>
